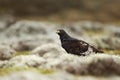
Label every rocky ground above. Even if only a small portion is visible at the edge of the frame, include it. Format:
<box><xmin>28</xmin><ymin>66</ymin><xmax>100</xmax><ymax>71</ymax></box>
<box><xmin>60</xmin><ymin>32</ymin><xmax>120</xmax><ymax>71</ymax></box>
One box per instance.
<box><xmin>0</xmin><ymin>18</ymin><xmax>120</xmax><ymax>80</ymax></box>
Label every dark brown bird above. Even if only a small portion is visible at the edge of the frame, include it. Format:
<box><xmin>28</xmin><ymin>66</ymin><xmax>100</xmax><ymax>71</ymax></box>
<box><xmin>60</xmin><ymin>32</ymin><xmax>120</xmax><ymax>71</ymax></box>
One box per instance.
<box><xmin>56</xmin><ymin>29</ymin><xmax>103</xmax><ymax>56</ymax></box>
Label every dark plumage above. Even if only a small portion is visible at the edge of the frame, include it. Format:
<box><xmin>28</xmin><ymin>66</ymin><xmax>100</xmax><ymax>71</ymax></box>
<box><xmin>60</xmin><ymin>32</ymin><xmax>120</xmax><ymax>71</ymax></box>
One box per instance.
<box><xmin>56</xmin><ymin>29</ymin><xmax>103</xmax><ymax>56</ymax></box>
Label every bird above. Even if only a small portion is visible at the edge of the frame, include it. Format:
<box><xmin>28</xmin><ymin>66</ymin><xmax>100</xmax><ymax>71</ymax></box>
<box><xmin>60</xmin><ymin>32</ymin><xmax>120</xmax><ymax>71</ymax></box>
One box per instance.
<box><xmin>56</xmin><ymin>29</ymin><xmax>103</xmax><ymax>56</ymax></box>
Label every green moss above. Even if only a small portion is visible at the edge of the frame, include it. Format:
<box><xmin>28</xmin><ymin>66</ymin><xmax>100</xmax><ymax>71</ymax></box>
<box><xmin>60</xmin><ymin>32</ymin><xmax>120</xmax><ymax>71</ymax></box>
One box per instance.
<box><xmin>0</xmin><ymin>67</ymin><xmax>55</xmax><ymax>76</ymax></box>
<box><xmin>14</xmin><ymin>51</ymin><xmax>30</xmax><ymax>56</ymax></box>
<box><xmin>103</xmin><ymin>49</ymin><xmax>120</xmax><ymax>55</ymax></box>
<box><xmin>87</xmin><ymin>31</ymin><xmax>105</xmax><ymax>36</ymax></box>
<box><xmin>82</xmin><ymin>27</ymin><xmax>106</xmax><ymax>36</ymax></box>
<box><xmin>37</xmin><ymin>68</ymin><xmax>55</xmax><ymax>74</ymax></box>
<box><xmin>0</xmin><ymin>67</ymin><xmax>28</xmax><ymax>76</ymax></box>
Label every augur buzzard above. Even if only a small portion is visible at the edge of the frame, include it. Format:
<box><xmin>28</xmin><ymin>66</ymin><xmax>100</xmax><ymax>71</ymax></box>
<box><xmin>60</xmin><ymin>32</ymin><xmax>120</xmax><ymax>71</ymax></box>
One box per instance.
<box><xmin>56</xmin><ymin>29</ymin><xmax>103</xmax><ymax>56</ymax></box>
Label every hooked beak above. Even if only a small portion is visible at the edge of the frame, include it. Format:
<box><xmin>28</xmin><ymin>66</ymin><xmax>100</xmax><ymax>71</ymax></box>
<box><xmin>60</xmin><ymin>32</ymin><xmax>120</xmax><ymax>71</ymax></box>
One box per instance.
<box><xmin>56</xmin><ymin>30</ymin><xmax>60</xmax><ymax>34</ymax></box>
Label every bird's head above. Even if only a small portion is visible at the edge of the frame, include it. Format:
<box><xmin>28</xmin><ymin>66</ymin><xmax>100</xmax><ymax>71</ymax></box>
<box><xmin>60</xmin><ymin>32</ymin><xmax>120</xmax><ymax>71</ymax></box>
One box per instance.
<box><xmin>56</xmin><ymin>29</ymin><xmax>66</xmax><ymax>36</ymax></box>
<box><xmin>56</xmin><ymin>29</ymin><xmax>72</xmax><ymax>41</ymax></box>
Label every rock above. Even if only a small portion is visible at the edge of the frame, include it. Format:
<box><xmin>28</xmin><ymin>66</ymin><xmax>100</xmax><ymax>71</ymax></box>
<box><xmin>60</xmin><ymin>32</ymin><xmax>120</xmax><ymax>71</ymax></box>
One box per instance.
<box><xmin>10</xmin><ymin>36</ymin><xmax>55</xmax><ymax>51</ymax></box>
<box><xmin>0</xmin><ymin>20</ymin><xmax>120</xmax><ymax>79</ymax></box>
<box><xmin>1</xmin><ymin>53</ymin><xmax>120</xmax><ymax>76</ymax></box>
<box><xmin>2</xmin><ymin>21</ymin><xmax>57</xmax><ymax>37</ymax></box>
<box><xmin>2</xmin><ymin>55</ymin><xmax>45</xmax><ymax>68</ymax></box>
<box><xmin>30</xmin><ymin>43</ymin><xmax>64</xmax><ymax>57</ymax></box>
<box><xmin>114</xmin><ymin>32</ymin><xmax>120</xmax><ymax>38</ymax></box>
<box><xmin>102</xmin><ymin>37</ymin><xmax>120</xmax><ymax>49</ymax></box>
<box><xmin>0</xmin><ymin>46</ymin><xmax>16</xmax><ymax>60</ymax></box>
<box><xmin>0</xmin><ymin>21</ymin><xmax>120</xmax><ymax>50</ymax></box>
<box><xmin>0</xmin><ymin>71</ymin><xmax>75</xmax><ymax>80</ymax></box>
<box><xmin>0</xmin><ymin>20</ymin><xmax>58</xmax><ymax>51</ymax></box>
<box><xmin>0</xmin><ymin>71</ymin><xmax>51</xmax><ymax>80</ymax></box>
<box><xmin>11</xmin><ymin>41</ymin><xmax>31</xmax><ymax>51</ymax></box>
<box><xmin>0</xmin><ymin>60</ymin><xmax>7</xmax><ymax>68</ymax></box>
<box><xmin>0</xmin><ymin>71</ymin><xmax>120</xmax><ymax>80</ymax></box>
<box><xmin>56</xmin><ymin>54</ymin><xmax>120</xmax><ymax>76</ymax></box>
<box><xmin>40</xmin><ymin>54</ymin><xmax>120</xmax><ymax>76</ymax></box>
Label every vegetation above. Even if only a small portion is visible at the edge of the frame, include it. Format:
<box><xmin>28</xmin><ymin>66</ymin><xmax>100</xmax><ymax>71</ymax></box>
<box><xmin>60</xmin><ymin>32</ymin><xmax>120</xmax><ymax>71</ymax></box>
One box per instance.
<box><xmin>0</xmin><ymin>0</ymin><xmax>120</xmax><ymax>22</ymax></box>
<box><xmin>0</xmin><ymin>67</ymin><xmax>54</xmax><ymax>76</ymax></box>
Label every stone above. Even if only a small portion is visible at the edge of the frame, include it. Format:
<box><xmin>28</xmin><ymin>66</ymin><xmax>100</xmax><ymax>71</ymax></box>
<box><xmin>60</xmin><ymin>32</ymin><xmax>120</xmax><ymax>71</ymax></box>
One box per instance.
<box><xmin>0</xmin><ymin>46</ymin><xmax>16</xmax><ymax>60</ymax></box>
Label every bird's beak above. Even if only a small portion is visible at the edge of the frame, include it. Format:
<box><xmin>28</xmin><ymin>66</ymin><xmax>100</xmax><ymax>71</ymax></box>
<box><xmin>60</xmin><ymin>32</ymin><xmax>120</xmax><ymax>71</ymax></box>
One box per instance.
<box><xmin>56</xmin><ymin>30</ymin><xmax>60</xmax><ymax>34</ymax></box>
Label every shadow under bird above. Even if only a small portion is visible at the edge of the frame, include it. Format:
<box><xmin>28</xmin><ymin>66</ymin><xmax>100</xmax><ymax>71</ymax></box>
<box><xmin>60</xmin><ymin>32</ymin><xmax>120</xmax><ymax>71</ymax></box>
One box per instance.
<box><xmin>56</xmin><ymin>29</ymin><xmax>103</xmax><ymax>56</ymax></box>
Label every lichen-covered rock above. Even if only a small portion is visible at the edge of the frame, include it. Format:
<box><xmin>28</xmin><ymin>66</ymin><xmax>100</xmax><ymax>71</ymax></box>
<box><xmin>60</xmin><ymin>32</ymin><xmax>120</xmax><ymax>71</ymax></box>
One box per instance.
<box><xmin>1</xmin><ymin>53</ymin><xmax>120</xmax><ymax>76</ymax></box>
<box><xmin>30</xmin><ymin>43</ymin><xmax>64</xmax><ymax>57</ymax></box>
<box><xmin>0</xmin><ymin>46</ymin><xmax>16</xmax><ymax>60</ymax></box>
<box><xmin>11</xmin><ymin>41</ymin><xmax>31</xmax><ymax>51</ymax></box>
<box><xmin>0</xmin><ymin>71</ymin><xmax>120</xmax><ymax>80</ymax></box>
<box><xmin>2</xmin><ymin>55</ymin><xmax>45</xmax><ymax>68</ymax></box>
<box><xmin>42</xmin><ymin>54</ymin><xmax>120</xmax><ymax>76</ymax></box>
<box><xmin>8</xmin><ymin>36</ymin><xmax>55</xmax><ymax>51</ymax></box>
<box><xmin>0</xmin><ymin>20</ymin><xmax>120</xmax><ymax>51</ymax></box>
<box><xmin>0</xmin><ymin>71</ymin><xmax>51</xmax><ymax>80</ymax></box>
<box><xmin>0</xmin><ymin>20</ymin><xmax>120</xmax><ymax>78</ymax></box>
<box><xmin>2</xmin><ymin>20</ymin><xmax>58</xmax><ymax>37</ymax></box>
<box><xmin>102</xmin><ymin>37</ymin><xmax>120</xmax><ymax>49</ymax></box>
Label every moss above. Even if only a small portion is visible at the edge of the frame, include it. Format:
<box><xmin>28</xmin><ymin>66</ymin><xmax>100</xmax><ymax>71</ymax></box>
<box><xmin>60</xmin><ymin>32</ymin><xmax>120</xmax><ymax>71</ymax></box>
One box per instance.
<box><xmin>103</xmin><ymin>49</ymin><xmax>120</xmax><ymax>55</ymax></box>
<box><xmin>0</xmin><ymin>67</ymin><xmax>28</xmax><ymax>76</ymax></box>
<box><xmin>83</xmin><ymin>28</ymin><xmax>105</xmax><ymax>36</ymax></box>
<box><xmin>87</xmin><ymin>31</ymin><xmax>105</xmax><ymax>36</ymax></box>
<box><xmin>37</xmin><ymin>68</ymin><xmax>55</xmax><ymax>74</ymax></box>
<box><xmin>14</xmin><ymin>51</ymin><xmax>30</xmax><ymax>56</ymax></box>
<box><xmin>0</xmin><ymin>67</ymin><xmax>55</xmax><ymax>76</ymax></box>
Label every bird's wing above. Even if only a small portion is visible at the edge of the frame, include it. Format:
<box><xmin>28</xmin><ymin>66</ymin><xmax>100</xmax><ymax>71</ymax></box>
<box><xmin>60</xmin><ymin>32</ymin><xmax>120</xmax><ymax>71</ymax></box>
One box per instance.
<box><xmin>69</xmin><ymin>39</ymin><xmax>88</xmax><ymax>46</ymax></box>
<box><xmin>67</xmin><ymin>40</ymin><xmax>89</xmax><ymax>50</ymax></box>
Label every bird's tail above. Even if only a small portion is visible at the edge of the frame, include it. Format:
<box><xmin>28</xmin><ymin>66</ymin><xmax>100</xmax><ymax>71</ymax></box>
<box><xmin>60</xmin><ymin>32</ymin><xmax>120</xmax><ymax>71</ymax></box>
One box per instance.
<box><xmin>90</xmin><ymin>46</ymin><xmax>104</xmax><ymax>53</ymax></box>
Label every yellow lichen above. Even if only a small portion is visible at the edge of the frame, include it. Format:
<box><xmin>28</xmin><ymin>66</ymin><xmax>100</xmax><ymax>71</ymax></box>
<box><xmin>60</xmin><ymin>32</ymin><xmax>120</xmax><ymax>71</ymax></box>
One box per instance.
<box><xmin>0</xmin><ymin>67</ymin><xmax>55</xmax><ymax>76</ymax></box>
<box><xmin>103</xmin><ymin>49</ymin><xmax>120</xmax><ymax>55</ymax></box>
<box><xmin>14</xmin><ymin>51</ymin><xmax>30</xmax><ymax>56</ymax></box>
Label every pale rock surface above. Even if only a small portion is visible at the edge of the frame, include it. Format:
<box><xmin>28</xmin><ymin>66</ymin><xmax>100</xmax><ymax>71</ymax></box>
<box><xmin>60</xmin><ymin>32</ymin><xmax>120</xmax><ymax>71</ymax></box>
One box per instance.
<box><xmin>1</xmin><ymin>53</ymin><xmax>120</xmax><ymax>76</ymax></box>
<box><xmin>0</xmin><ymin>46</ymin><xmax>16</xmax><ymax>60</ymax></box>
<box><xmin>0</xmin><ymin>71</ymin><xmax>120</xmax><ymax>80</ymax></box>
